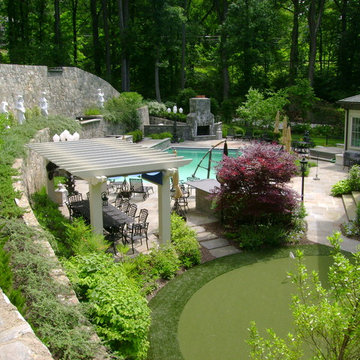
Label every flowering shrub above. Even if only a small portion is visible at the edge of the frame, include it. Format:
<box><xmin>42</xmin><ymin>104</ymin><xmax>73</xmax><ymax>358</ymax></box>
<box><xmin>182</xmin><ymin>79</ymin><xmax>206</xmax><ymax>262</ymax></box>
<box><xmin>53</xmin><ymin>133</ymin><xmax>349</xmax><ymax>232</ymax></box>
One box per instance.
<box><xmin>214</xmin><ymin>142</ymin><xmax>299</xmax><ymax>224</ymax></box>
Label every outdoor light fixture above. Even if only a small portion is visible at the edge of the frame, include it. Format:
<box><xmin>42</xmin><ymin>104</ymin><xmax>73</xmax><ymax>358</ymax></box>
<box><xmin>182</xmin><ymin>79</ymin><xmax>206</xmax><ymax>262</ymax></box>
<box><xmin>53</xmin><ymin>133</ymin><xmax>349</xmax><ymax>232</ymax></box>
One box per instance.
<box><xmin>300</xmin><ymin>156</ymin><xmax>308</xmax><ymax>202</ymax></box>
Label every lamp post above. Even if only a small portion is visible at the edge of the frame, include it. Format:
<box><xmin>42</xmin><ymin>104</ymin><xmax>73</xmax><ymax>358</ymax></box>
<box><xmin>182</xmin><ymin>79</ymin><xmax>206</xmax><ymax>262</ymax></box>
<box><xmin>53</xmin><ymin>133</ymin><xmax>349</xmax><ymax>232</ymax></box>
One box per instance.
<box><xmin>300</xmin><ymin>156</ymin><xmax>308</xmax><ymax>202</ymax></box>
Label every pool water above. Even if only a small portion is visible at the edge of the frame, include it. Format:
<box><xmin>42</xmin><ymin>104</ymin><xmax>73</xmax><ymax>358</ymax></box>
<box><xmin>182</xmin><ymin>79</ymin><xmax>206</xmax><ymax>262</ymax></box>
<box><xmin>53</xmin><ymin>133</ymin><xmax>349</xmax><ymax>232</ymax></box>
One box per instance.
<box><xmin>108</xmin><ymin>147</ymin><xmax>240</xmax><ymax>184</ymax></box>
<box><xmin>168</xmin><ymin>147</ymin><xmax>240</xmax><ymax>182</ymax></box>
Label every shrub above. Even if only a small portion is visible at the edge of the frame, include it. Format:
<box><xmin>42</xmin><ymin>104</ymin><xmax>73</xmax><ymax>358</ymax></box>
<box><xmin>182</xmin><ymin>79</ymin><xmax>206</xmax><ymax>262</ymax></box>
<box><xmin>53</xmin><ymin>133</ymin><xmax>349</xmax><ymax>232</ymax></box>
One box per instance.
<box><xmin>149</xmin><ymin>245</ymin><xmax>180</xmax><ymax>280</ymax></box>
<box><xmin>63</xmin><ymin>253</ymin><xmax>151</xmax><ymax>359</ymax></box>
<box><xmin>176</xmin><ymin>88</ymin><xmax>197</xmax><ymax>113</ymax></box>
<box><xmin>146</xmin><ymin>101</ymin><xmax>167</xmax><ymax>116</ymax></box>
<box><xmin>148</xmin><ymin>132</ymin><xmax>173</xmax><ymax>140</ymax></box>
<box><xmin>84</xmin><ymin>106</ymin><xmax>102</xmax><ymax>115</ymax></box>
<box><xmin>103</xmin><ymin>92</ymin><xmax>143</xmax><ymax>132</ymax></box>
<box><xmin>0</xmin><ymin>219</ymin><xmax>100</xmax><ymax>360</ymax></box>
<box><xmin>331</xmin><ymin>164</ymin><xmax>360</xmax><ymax>196</ymax></box>
<box><xmin>226</xmin><ymin>223</ymin><xmax>288</xmax><ymax>249</ymax></box>
<box><xmin>171</xmin><ymin>213</ymin><xmax>201</xmax><ymax>268</ymax></box>
<box><xmin>64</xmin><ymin>218</ymin><xmax>109</xmax><ymax>255</ymax></box>
<box><xmin>214</xmin><ymin>142</ymin><xmax>299</xmax><ymax>226</ymax></box>
<box><xmin>127</xmin><ymin>129</ymin><xmax>143</xmax><ymax>142</ymax></box>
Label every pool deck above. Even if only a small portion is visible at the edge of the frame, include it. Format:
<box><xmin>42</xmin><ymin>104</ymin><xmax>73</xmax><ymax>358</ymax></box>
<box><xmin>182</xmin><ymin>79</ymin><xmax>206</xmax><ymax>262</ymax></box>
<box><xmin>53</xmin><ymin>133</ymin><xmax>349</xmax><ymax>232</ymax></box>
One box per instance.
<box><xmin>72</xmin><ymin>139</ymin><xmax>359</xmax><ymax>255</ymax></box>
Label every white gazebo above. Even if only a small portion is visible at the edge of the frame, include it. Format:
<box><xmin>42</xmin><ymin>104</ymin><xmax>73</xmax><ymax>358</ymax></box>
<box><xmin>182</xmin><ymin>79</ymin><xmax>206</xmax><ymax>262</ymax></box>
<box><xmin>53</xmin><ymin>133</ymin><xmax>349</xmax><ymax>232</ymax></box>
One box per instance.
<box><xmin>27</xmin><ymin>137</ymin><xmax>191</xmax><ymax>244</ymax></box>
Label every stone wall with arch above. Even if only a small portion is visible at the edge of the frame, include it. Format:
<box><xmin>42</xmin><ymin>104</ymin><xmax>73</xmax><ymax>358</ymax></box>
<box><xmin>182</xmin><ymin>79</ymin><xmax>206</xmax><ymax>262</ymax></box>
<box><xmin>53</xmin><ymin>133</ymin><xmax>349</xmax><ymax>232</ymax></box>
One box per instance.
<box><xmin>0</xmin><ymin>64</ymin><xmax>119</xmax><ymax>118</ymax></box>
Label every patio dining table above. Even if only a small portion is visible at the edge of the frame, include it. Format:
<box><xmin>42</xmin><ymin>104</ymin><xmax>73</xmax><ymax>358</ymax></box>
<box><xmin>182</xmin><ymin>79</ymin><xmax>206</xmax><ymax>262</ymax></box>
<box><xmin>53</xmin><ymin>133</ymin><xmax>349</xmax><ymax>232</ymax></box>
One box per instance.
<box><xmin>70</xmin><ymin>200</ymin><xmax>133</xmax><ymax>232</ymax></box>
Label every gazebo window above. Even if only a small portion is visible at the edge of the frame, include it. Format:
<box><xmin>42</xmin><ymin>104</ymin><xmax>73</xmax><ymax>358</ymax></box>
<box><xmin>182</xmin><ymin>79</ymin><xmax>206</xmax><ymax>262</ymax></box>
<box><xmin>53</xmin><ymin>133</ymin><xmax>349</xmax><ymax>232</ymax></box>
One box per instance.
<box><xmin>351</xmin><ymin>117</ymin><xmax>360</xmax><ymax>147</ymax></box>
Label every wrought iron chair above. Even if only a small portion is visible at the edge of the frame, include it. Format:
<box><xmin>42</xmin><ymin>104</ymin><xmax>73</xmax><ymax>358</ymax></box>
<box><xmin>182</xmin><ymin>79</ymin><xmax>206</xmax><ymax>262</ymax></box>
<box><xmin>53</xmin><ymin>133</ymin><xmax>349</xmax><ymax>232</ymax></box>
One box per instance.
<box><xmin>135</xmin><ymin>209</ymin><xmax>149</xmax><ymax>224</ymax></box>
<box><xmin>67</xmin><ymin>193</ymin><xmax>83</xmax><ymax>204</ymax></box>
<box><xmin>104</xmin><ymin>223</ymin><xmax>127</xmax><ymax>255</ymax></box>
<box><xmin>127</xmin><ymin>203</ymin><xmax>138</xmax><ymax>219</ymax></box>
<box><xmin>124</xmin><ymin>222</ymin><xmax>149</xmax><ymax>253</ymax></box>
<box><xmin>129</xmin><ymin>178</ymin><xmax>151</xmax><ymax>200</ymax></box>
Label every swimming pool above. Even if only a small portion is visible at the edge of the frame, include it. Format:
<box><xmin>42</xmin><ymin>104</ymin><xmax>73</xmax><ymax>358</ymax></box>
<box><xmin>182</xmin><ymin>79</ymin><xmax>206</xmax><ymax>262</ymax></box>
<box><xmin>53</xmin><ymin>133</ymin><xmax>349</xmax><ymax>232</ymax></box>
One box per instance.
<box><xmin>109</xmin><ymin>147</ymin><xmax>240</xmax><ymax>184</ymax></box>
<box><xmin>168</xmin><ymin>147</ymin><xmax>240</xmax><ymax>182</ymax></box>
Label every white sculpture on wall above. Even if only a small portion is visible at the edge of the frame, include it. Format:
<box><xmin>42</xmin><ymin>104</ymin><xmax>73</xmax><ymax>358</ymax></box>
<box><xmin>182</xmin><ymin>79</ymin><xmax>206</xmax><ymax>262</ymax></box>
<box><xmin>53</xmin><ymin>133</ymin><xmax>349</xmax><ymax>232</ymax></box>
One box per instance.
<box><xmin>39</xmin><ymin>91</ymin><xmax>48</xmax><ymax>116</ymax></box>
<box><xmin>0</xmin><ymin>101</ymin><xmax>9</xmax><ymax>118</ymax></box>
<box><xmin>97</xmin><ymin>88</ymin><xmax>105</xmax><ymax>108</ymax></box>
<box><xmin>15</xmin><ymin>95</ymin><xmax>26</xmax><ymax>124</ymax></box>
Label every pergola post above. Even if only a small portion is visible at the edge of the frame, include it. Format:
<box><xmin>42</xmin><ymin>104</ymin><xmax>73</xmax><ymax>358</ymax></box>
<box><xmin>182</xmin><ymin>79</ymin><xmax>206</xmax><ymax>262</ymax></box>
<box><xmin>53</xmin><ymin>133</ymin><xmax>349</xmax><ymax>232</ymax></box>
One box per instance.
<box><xmin>158</xmin><ymin>170</ymin><xmax>172</xmax><ymax>244</ymax></box>
<box><xmin>88</xmin><ymin>178</ymin><xmax>105</xmax><ymax>234</ymax></box>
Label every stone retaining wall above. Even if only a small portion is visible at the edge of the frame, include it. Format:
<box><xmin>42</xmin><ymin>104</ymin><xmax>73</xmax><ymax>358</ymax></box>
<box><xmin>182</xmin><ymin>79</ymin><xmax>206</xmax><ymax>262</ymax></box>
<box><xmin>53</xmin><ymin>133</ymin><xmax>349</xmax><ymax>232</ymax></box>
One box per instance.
<box><xmin>0</xmin><ymin>64</ymin><xmax>119</xmax><ymax>118</ymax></box>
<box><xmin>0</xmin><ymin>289</ymin><xmax>53</xmax><ymax>360</ymax></box>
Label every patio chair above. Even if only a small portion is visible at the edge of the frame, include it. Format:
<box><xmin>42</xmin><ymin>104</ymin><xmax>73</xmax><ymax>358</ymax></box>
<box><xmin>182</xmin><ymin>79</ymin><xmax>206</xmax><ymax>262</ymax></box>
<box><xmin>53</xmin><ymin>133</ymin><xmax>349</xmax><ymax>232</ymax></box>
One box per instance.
<box><xmin>127</xmin><ymin>203</ymin><xmax>138</xmax><ymax>219</ymax></box>
<box><xmin>104</xmin><ymin>223</ymin><xmax>126</xmax><ymax>255</ymax></box>
<box><xmin>124</xmin><ymin>222</ymin><xmax>149</xmax><ymax>253</ymax></box>
<box><xmin>129</xmin><ymin>178</ymin><xmax>151</xmax><ymax>200</ymax></box>
<box><xmin>135</xmin><ymin>208</ymin><xmax>149</xmax><ymax>224</ymax></box>
<box><xmin>115</xmin><ymin>196</ymin><xmax>130</xmax><ymax>213</ymax></box>
<box><xmin>67</xmin><ymin>193</ymin><xmax>83</xmax><ymax>204</ymax></box>
<box><xmin>177</xmin><ymin>184</ymin><xmax>190</xmax><ymax>211</ymax></box>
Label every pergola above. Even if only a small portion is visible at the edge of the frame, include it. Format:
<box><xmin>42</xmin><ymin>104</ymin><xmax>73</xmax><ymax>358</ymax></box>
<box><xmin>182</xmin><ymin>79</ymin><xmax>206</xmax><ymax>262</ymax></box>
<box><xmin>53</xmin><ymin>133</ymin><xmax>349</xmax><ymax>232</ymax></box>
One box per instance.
<box><xmin>27</xmin><ymin>137</ymin><xmax>191</xmax><ymax>244</ymax></box>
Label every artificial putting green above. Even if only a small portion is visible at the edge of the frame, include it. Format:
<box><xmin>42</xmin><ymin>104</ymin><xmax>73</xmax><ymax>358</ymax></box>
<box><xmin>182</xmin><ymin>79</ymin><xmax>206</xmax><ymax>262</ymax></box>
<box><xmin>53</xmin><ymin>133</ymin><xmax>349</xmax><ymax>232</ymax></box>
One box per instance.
<box><xmin>148</xmin><ymin>245</ymin><xmax>337</xmax><ymax>360</ymax></box>
<box><xmin>177</xmin><ymin>255</ymin><xmax>332</xmax><ymax>360</ymax></box>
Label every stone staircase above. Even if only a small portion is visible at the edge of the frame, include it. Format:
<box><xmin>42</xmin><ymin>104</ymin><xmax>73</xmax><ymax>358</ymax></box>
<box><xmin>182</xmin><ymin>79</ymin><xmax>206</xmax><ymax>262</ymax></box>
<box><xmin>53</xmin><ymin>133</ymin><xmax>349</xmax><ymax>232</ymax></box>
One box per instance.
<box><xmin>342</xmin><ymin>191</ymin><xmax>360</xmax><ymax>221</ymax></box>
<box><xmin>190</xmin><ymin>225</ymin><xmax>240</xmax><ymax>258</ymax></box>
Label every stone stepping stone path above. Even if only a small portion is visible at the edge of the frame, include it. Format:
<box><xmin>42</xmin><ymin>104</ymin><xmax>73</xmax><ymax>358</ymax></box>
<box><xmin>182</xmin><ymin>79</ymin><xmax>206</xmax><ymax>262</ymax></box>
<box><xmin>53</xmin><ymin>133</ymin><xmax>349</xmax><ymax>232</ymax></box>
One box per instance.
<box><xmin>190</xmin><ymin>225</ymin><xmax>240</xmax><ymax>258</ymax></box>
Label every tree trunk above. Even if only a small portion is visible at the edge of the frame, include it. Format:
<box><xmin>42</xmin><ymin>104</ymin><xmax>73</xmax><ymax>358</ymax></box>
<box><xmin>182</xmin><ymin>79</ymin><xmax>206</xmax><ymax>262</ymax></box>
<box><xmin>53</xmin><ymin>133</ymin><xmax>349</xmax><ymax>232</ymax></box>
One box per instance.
<box><xmin>118</xmin><ymin>0</ymin><xmax>130</xmax><ymax>91</ymax></box>
<box><xmin>335</xmin><ymin>0</ymin><xmax>349</xmax><ymax>86</ymax></box>
<box><xmin>90</xmin><ymin>0</ymin><xmax>101</xmax><ymax>75</ymax></box>
<box><xmin>308</xmin><ymin>0</ymin><xmax>325</xmax><ymax>86</ymax></box>
<box><xmin>181</xmin><ymin>0</ymin><xmax>187</xmax><ymax>89</ymax></box>
<box><xmin>102</xmin><ymin>0</ymin><xmax>111</xmax><ymax>82</ymax></box>
<box><xmin>71</xmin><ymin>0</ymin><xmax>78</xmax><ymax>65</ymax></box>
<box><xmin>215</xmin><ymin>0</ymin><xmax>230</xmax><ymax>100</ymax></box>
<box><xmin>54</xmin><ymin>0</ymin><xmax>62</xmax><ymax>65</ymax></box>
<box><xmin>155</xmin><ymin>57</ymin><xmax>161</xmax><ymax>102</ymax></box>
<box><xmin>289</xmin><ymin>0</ymin><xmax>300</xmax><ymax>84</ymax></box>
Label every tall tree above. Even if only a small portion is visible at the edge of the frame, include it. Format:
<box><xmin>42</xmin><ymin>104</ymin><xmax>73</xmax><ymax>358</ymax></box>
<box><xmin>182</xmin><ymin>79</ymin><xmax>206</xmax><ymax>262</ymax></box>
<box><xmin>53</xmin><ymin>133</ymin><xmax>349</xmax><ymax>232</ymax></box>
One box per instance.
<box><xmin>54</xmin><ymin>0</ymin><xmax>63</xmax><ymax>65</ymax></box>
<box><xmin>118</xmin><ymin>0</ymin><xmax>130</xmax><ymax>91</ymax></box>
<box><xmin>90</xmin><ymin>0</ymin><xmax>101</xmax><ymax>75</ymax></box>
<box><xmin>102</xmin><ymin>0</ymin><xmax>111</xmax><ymax>82</ymax></box>
<box><xmin>307</xmin><ymin>0</ymin><xmax>325</xmax><ymax>86</ymax></box>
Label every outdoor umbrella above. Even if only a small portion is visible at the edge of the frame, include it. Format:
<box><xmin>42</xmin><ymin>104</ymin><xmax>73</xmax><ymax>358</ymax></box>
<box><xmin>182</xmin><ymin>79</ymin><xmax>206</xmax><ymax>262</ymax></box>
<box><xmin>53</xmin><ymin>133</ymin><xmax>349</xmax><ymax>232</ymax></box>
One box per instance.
<box><xmin>285</xmin><ymin>125</ymin><xmax>292</xmax><ymax>152</ymax></box>
<box><xmin>281</xmin><ymin>115</ymin><xmax>288</xmax><ymax>145</ymax></box>
<box><xmin>223</xmin><ymin>140</ymin><xmax>228</xmax><ymax>157</ymax></box>
<box><xmin>274</xmin><ymin>110</ymin><xmax>280</xmax><ymax>134</ymax></box>
<box><xmin>172</xmin><ymin>169</ymin><xmax>183</xmax><ymax>199</ymax></box>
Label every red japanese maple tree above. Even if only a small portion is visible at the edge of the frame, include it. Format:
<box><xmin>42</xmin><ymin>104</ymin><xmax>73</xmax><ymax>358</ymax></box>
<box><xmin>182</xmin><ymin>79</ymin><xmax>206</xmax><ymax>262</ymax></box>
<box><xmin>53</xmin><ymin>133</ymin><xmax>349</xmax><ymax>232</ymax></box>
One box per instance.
<box><xmin>213</xmin><ymin>142</ymin><xmax>299</xmax><ymax>224</ymax></box>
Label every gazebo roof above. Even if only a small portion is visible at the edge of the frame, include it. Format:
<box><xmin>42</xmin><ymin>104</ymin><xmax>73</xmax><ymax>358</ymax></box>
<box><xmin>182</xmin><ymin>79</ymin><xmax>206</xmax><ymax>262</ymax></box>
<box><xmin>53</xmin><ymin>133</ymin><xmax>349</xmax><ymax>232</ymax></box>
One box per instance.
<box><xmin>28</xmin><ymin>137</ymin><xmax>191</xmax><ymax>180</ymax></box>
<box><xmin>337</xmin><ymin>94</ymin><xmax>360</xmax><ymax>108</ymax></box>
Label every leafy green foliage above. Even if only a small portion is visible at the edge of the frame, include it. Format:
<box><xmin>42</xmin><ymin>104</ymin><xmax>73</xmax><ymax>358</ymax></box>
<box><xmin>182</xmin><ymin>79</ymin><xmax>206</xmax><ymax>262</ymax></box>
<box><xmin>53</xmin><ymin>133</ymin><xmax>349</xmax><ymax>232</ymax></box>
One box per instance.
<box><xmin>236</xmin><ymin>88</ymin><xmax>289</xmax><ymax>128</ymax></box>
<box><xmin>83</xmin><ymin>106</ymin><xmax>102</xmax><ymax>115</ymax></box>
<box><xmin>146</xmin><ymin>101</ymin><xmax>167</xmax><ymax>116</ymax></box>
<box><xmin>149</xmin><ymin>245</ymin><xmax>180</xmax><ymax>280</ymax></box>
<box><xmin>331</xmin><ymin>165</ymin><xmax>360</xmax><ymax>196</ymax></box>
<box><xmin>127</xmin><ymin>129</ymin><xmax>143</xmax><ymax>142</ymax></box>
<box><xmin>248</xmin><ymin>232</ymin><xmax>360</xmax><ymax>360</ymax></box>
<box><xmin>64</xmin><ymin>218</ymin><xmax>109</xmax><ymax>255</ymax></box>
<box><xmin>0</xmin><ymin>219</ymin><xmax>100</xmax><ymax>360</ymax></box>
<box><xmin>63</xmin><ymin>253</ymin><xmax>151</xmax><ymax>359</ymax></box>
<box><xmin>176</xmin><ymin>88</ymin><xmax>197</xmax><ymax>114</ymax></box>
<box><xmin>104</xmin><ymin>92</ymin><xmax>143</xmax><ymax>132</ymax></box>
<box><xmin>148</xmin><ymin>132</ymin><xmax>173</xmax><ymax>140</ymax></box>
<box><xmin>171</xmin><ymin>213</ymin><xmax>201</xmax><ymax>268</ymax></box>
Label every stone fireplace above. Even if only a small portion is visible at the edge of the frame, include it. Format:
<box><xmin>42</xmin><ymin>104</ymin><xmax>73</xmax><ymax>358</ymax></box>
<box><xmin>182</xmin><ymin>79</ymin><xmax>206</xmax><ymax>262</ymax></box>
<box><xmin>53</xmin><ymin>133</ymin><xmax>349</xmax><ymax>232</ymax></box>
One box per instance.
<box><xmin>186</xmin><ymin>97</ymin><xmax>220</xmax><ymax>140</ymax></box>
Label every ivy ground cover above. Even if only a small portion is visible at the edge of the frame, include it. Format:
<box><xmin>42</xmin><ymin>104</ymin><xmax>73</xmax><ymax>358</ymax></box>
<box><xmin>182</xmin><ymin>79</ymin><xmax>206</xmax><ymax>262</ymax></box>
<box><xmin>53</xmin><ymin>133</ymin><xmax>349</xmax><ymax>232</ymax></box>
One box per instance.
<box><xmin>148</xmin><ymin>245</ymin><xmax>335</xmax><ymax>360</ymax></box>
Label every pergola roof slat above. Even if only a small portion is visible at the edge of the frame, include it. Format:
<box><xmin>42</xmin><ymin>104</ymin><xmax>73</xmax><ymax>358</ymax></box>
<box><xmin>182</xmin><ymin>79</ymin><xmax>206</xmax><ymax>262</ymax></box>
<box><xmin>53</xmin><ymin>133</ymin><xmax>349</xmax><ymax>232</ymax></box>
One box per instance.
<box><xmin>27</xmin><ymin>137</ymin><xmax>191</xmax><ymax>180</ymax></box>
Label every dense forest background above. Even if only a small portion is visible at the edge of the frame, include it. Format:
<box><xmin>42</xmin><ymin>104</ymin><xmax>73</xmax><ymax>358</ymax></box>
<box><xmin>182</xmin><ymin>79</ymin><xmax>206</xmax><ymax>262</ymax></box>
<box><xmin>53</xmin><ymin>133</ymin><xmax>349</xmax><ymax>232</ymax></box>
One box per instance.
<box><xmin>0</xmin><ymin>0</ymin><xmax>359</xmax><ymax>116</ymax></box>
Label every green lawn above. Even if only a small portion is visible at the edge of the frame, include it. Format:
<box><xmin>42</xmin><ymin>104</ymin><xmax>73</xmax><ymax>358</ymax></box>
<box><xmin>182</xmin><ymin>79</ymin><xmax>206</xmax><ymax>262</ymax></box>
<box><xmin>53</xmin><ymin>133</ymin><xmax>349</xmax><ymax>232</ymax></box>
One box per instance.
<box><xmin>291</xmin><ymin>133</ymin><xmax>343</xmax><ymax>147</ymax></box>
<box><xmin>148</xmin><ymin>245</ymin><xmax>336</xmax><ymax>360</ymax></box>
